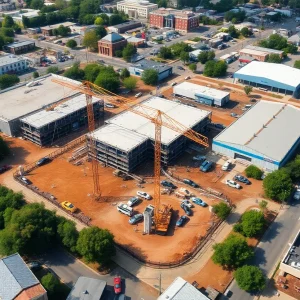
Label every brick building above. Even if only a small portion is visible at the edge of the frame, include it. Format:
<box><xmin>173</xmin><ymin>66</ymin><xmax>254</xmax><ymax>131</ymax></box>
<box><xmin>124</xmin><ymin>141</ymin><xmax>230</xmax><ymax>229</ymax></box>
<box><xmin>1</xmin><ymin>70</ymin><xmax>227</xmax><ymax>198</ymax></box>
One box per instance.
<box><xmin>149</xmin><ymin>8</ymin><xmax>199</xmax><ymax>32</ymax></box>
<box><xmin>98</xmin><ymin>32</ymin><xmax>127</xmax><ymax>57</ymax></box>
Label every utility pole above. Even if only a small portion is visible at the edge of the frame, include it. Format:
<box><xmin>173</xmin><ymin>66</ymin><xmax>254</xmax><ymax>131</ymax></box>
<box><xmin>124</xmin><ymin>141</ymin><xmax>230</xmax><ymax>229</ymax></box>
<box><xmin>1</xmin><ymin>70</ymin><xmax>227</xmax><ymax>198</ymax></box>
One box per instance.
<box><xmin>158</xmin><ymin>272</ymin><xmax>162</xmax><ymax>296</ymax></box>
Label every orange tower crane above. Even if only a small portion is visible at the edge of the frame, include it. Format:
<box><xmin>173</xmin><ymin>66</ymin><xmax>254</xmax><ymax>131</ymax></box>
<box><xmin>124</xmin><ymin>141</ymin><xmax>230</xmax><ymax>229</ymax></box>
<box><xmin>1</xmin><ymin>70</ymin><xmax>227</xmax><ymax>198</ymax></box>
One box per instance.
<box><xmin>52</xmin><ymin>77</ymin><xmax>209</xmax><ymax>231</ymax></box>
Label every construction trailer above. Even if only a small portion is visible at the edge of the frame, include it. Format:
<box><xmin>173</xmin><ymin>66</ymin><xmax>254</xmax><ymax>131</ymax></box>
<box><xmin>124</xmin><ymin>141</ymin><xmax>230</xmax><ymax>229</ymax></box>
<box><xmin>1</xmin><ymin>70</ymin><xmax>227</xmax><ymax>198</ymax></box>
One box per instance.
<box><xmin>89</xmin><ymin>97</ymin><xmax>211</xmax><ymax>173</ymax></box>
<box><xmin>20</xmin><ymin>94</ymin><xmax>104</xmax><ymax>146</ymax></box>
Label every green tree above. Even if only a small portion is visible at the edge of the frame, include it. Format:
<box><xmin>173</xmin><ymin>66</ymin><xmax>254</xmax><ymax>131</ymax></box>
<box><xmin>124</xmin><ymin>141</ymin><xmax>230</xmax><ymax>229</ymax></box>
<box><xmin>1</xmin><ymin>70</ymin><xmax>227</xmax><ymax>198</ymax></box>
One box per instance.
<box><xmin>41</xmin><ymin>273</ymin><xmax>61</xmax><ymax>295</ymax></box>
<box><xmin>0</xmin><ymin>74</ymin><xmax>20</xmax><ymax>90</ymax></box>
<box><xmin>263</xmin><ymin>169</ymin><xmax>293</xmax><ymax>202</ymax></box>
<box><xmin>213</xmin><ymin>60</ymin><xmax>227</xmax><ymax>77</ymax></box>
<box><xmin>120</xmin><ymin>68</ymin><xmax>130</xmax><ymax>79</ymax></box>
<box><xmin>207</xmin><ymin>50</ymin><xmax>215</xmax><ymax>61</ymax></box>
<box><xmin>66</xmin><ymin>39</ymin><xmax>77</xmax><ymax>49</ymax></box>
<box><xmin>84</xmin><ymin>63</ymin><xmax>101</xmax><ymax>82</ymax></box>
<box><xmin>2</xmin><ymin>16</ymin><xmax>14</xmax><ymax>28</ymax></box>
<box><xmin>94</xmin><ymin>67</ymin><xmax>120</xmax><ymax>93</ymax></box>
<box><xmin>259</xmin><ymin>200</ymin><xmax>268</xmax><ymax>212</ymax></box>
<box><xmin>285</xmin><ymin>155</ymin><xmax>300</xmax><ymax>181</ymax></box>
<box><xmin>83</xmin><ymin>30</ymin><xmax>98</xmax><ymax>51</ymax></box>
<box><xmin>170</xmin><ymin>42</ymin><xmax>192</xmax><ymax>57</ymax></box>
<box><xmin>267</xmin><ymin>54</ymin><xmax>282</xmax><ymax>63</ymax></box>
<box><xmin>203</xmin><ymin>60</ymin><xmax>215</xmax><ymax>77</ymax></box>
<box><xmin>57</xmin><ymin>218</ymin><xmax>78</xmax><ymax>252</ymax></box>
<box><xmin>189</xmin><ymin>63</ymin><xmax>197</xmax><ymax>72</ymax></box>
<box><xmin>198</xmin><ymin>51</ymin><xmax>209</xmax><ymax>64</ymax></box>
<box><xmin>158</xmin><ymin>46</ymin><xmax>173</xmax><ymax>59</ymax></box>
<box><xmin>228</xmin><ymin>25</ymin><xmax>239</xmax><ymax>38</ymax></box>
<box><xmin>53</xmin><ymin>25</ymin><xmax>71</xmax><ymax>37</ymax></box>
<box><xmin>47</xmin><ymin>66</ymin><xmax>59</xmax><ymax>74</ymax></box>
<box><xmin>76</xmin><ymin>226</ymin><xmax>115</xmax><ymax>264</ymax></box>
<box><xmin>0</xmin><ymin>138</ymin><xmax>10</xmax><ymax>161</ymax></box>
<box><xmin>141</xmin><ymin>69</ymin><xmax>159</xmax><ymax>85</ymax></box>
<box><xmin>212</xmin><ymin>202</ymin><xmax>231</xmax><ymax>220</ymax></box>
<box><xmin>109</xmin><ymin>14</ymin><xmax>124</xmax><ymax>26</ymax></box>
<box><xmin>0</xmin><ymin>203</ymin><xmax>58</xmax><ymax>256</ymax></box>
<box><xmin>244</xmin><ymin>85</ymin><xmax>253</xmax><ymax>95</ymax></box>
<box><xmin>239</xmin><ymin>210</ymin><xmax>265</xmax><ymax>237</ymax></box>
<box><xmin>212</xmin><ymin>234</ymin><xmax>254</xmax><ymax>268</ymax></box>
<box><xmin>30</xmin><ymin>0</ymin><xmax>44</xmax><ymax>9</ymax></box>
<box><xmin>94</xmin><ymin>17</ymin><xmax>104</xmax><ymax>25</ymax></box>
<box><xmin>245</xmin><ymin>165</ymin><xmax>263</xmax><ymax>180</ymax></box>
<box><xmin>122</xmin><ymin>44</ymin><xmax>137</xmax><ymax>62</ymax></box>
<box><xmin>94</xmin><ymin>26</ymin><xmax>107</xmax><ymax>39</ymax></box>
<box><xmin>123</xmin><ymin>76</ymin><xmax>138</xmax><ymax>91</ymax></box>
<box><xmin>240</xmin><ymin>27</ymin><xmax>252</xmax><ymax>37</ymax></box>
<box><xmin>180</xmin><ymin>51</ymin><xmax>190</xmax><ymax>64</ymax></box>
<box><xmin>63</xmin><ymin>62</ymin><xmax>85</xmax><ymax>80</ymax></box>
<box><xmin>33</xmin><ymin>71</ymin><xmax>39</xmax><ymax>79</ymax></box>
<box><xmin>294</xmin><ymin>60</ymin><xmax>300</xmax><ymax>69</ymax></box>
<box><xmin>234</xmin><ymin>265</ymin><xmax>266</xmax><ymax>291</ymax></box>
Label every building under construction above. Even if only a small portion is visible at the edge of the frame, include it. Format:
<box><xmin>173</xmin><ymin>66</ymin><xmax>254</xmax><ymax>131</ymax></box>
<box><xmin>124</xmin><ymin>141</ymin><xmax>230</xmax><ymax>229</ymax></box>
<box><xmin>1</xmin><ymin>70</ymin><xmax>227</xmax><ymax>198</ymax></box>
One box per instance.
<box><xmin>90</xmin><ymin>97</ymin><xmax>211</xmax><ymax>172</ymax></box>
<box><xmin>20</xmin><ymin>94</ymin><xmax>104</xmax><ymax>146</ymax></box>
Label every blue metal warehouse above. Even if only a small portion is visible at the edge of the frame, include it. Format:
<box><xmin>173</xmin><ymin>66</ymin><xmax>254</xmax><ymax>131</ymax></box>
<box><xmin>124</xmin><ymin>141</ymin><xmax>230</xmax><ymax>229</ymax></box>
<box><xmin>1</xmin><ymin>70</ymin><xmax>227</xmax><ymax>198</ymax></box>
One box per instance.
<box><xmin>234</xmin><ymin>61</ymin><xmax>300</xmax><ymax>98</ymax></box>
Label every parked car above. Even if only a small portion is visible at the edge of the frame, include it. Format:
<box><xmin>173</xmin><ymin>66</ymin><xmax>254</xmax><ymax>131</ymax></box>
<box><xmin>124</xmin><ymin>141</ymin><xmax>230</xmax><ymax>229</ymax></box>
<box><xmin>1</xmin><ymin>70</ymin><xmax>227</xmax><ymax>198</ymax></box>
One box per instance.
<box><xmin>27</xmin><ymin>261</ymin><xmax>41</xmax><ymax>270</ymax></box>
<box><xmin>222</xmin><ymin>160</ymin><xmax>231</xmax><ymax>171</ymax></box>
<box><xmin>171</xmin><ymin>82</ymin><xmax>177</xmax><ymax>86</ymax></box>
<box><xmin>127</xmin><ymin>197</ymin><xmax>140</xmax><ymax>207</ymax></box>
<box><xmin>129</xmin><ymin>213</ymin><xmax>143</xmax><ymax>225</ymax></box>
<box><xmin>176</xmin><ymin>215</ymin><xmax>189</xmax><ymax>227</ymax></box>
<box><xmin>185</xmin><ymin>76</ymin><xmax>190</xmax><ymax>80</ymax></box>
<box><xmin>191</xmin><ymin>197</ymin><xmax>207</xmax><ymax>207</ymax></box>
<box><xmin>234</xmin><ymin>175</ymin><xmax>250</xmax><ymax>185</ymax></box>
<box><xmin>161</xmin><ymin>180</ymin><xmax>177</xmax><ymax>189</ymax></box>
<box><xmin>180</xmin><ymin>202</ymin><xmax>192</xmax><ymax>216</ymax></box>
<box><xmin>20</xmin><ymin>176</ymin><xmax>31</xmax><ymax>185</ymax></box>
<box><xmin>200</xmin><ymin>160</ymin><xmax>213</xmax><ymax>172</ymax></box>
<box><xmin>61</xmin><ymin>201</ymin><xmax>77</xmax><ymax>213</ymax></box>
<box><xmin>36</xmin><ymin>157</ymin><xmax>51</xmax><ymax>166</ymax></box>
<box><xmin>226</xmin><ymin>180</ymin><xmax>241</xmax><ymax>189</ymax></box>
<box><xmin>183</xmin><ymin>179</ymin><xmax>199</xmax><ymax>188</ymax></box>
<box><xmin>137</xmin><ymin>191</ymin><xmax>151</xmax><ymax>200</ymax></box>
<box><xmin>230</xmin><ymin>112</ymin><xmax>239</xmax><ymax>118</ymax></box>
<box><xmin>144</xmin><ymin>204</ymin><xmax>154</xmax><ymax>216</ymax></box>
<box><xmin>181</xmin><ymin>200</ymin><xmax>193</xmax><ymax>208</ymax></box>
<box><xmin>114</xmin><ymin>276</ymin><xmax>122</xmax><ymax>294</ymax></box>
<box><xmin>0</xmin><ymin>165</ymin><xmax>11</xmax><ymax>174</ymax></box>
<box><xmin>291</xmin><ymin>261</ymin><xmax>300</xmax><ymax>269</ymax></box>
<box><xmin>294</xmin><ymin>188</ymin><xmax>300</xmax><ymax>201</ymax></box>
<box><xmin>177</xmin><ymin>66</ymin><xmax>184</xmax><ymax>70</ymax></box>
<box><xmin>105</xmin><ymin>103</ymin><xmax>116</xmax><ymax>108</ymax></box>
<box><xmin>214</xmin><ymin>123</ymin><xmax>226</xmax><ymax>130</ymax></box>
<box><xmin>192</xmin><ymin>155</ymin><xmax>206</xmax><ymax>162</ymax></box>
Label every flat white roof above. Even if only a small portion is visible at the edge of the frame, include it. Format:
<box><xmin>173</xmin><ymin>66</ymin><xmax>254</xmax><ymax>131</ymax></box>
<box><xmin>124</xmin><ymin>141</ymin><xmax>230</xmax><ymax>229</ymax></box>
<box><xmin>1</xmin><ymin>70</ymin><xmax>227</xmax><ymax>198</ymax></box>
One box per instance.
<box><xmin>92</xmin><ymin>124</ymin><xmax>148</xmax><ymax>152</ymax></box>
<box><xmin>174</xmin><ymin>82</ymin><xmax>229</xmax><ymax>99</ymax></box>
<box><xmin>214</xmin><ymin>101</ymin><xmax>300</xmax><ymax>162</ymax></box>
<box><xmin>21</xmin><ymin>94</ymin><xmax>99</xmax><ymax>128</ymax></box>
<box><xmin>158</xmin><ymin>277</ymin><xmax>209</xmax><ymax>300</ymax></box>
<box><xmin>107</xmin><ymin>97</ymin><xmax>211</xmax><ymax>146</ymax></box>
<box><xmin>0</xmin><ymin>54</ymin><xmax>28</xmax><ymax>67</ymax></box>
<box><xmin>0</xmin><ymin>74</ymin><xmax>78</xmax><ymax>121</ymax></box>
<box><xmin>234</xmin><ymin>61</ymin><xmax>300</xmax><ymax>89</ymax></box>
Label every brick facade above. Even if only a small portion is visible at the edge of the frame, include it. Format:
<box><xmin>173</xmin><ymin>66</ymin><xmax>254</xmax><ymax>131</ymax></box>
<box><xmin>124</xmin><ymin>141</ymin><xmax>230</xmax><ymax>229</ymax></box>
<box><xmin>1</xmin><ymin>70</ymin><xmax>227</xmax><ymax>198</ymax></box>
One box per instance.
<box><xmin>149</xmin><ymin>9</ymin><xmax>199</xmax><ymax>32</ymax></box>
<box><xmin>98</xmin><ymin>39</ymin><xmax>127</xmax><ymax>57</ymax></box>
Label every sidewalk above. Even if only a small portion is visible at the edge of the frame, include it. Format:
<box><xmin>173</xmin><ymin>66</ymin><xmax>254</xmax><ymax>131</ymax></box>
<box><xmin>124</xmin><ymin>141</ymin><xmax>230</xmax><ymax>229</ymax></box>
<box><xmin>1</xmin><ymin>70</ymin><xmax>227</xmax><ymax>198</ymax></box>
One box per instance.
<box><xmin>2</xmin><ymin>175</ymin><xmax>280</xmax><ymax>292</ymax></box>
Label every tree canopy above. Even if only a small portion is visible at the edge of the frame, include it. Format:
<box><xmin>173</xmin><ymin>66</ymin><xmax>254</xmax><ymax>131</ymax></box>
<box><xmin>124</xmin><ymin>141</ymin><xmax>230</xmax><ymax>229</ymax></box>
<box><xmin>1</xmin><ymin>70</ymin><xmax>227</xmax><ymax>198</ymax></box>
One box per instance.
<box><xmin>203</xmin><ymin>60</ymin><xmax>227</xmax><ymax>77</ymax></box>
<box><xmin>63</xmin><ymin>62</ymin><xmax>85</xmax><ymax>80</ymax></box>
<box><xmin>83</xmin><ymin>30</ymin><xmax>98</xmax><ymax>51</ymax></box>
<box><xmin>212</xmin><ymin>234</ymin><xmax>254</xmax><ymax>269</ymax></box>
<box><xmin>212</xmin><ymin>202</ymin><xmax>231</xmax><ymax>220</ymax></box>
<box><xmin>267</xmin><ymin>54</ymin><xmax>282</xmax><ymax>64</ymax></box>
<box><xmin>123</xmin><ymin>76</ymin><xmax>138</xmax><ymax>91</ymax></box>
<box><xmin>236</xmin><ymin>210</ymin><xmax>265</xmax><ymax>238</ymax></box>
<box><xmin>198</xmin><ymin>50</ymin><xmax>215</xmax><ymax>64</ymax></box>
<box><xmin>234</xmin><ymin>265</ymin><xmax>266</xmax><ymax>291</ymax></box>
<box><xmin>285</xmin><ymin>155</ymin><xmax>300</xmax><ymax>182</ymax></box>
<box><xmin>66</xmin><ymin>39</ymin><xmax>77</xmax><ymax>49</ymax></box>
<box><xmin>245</xmin><ymin>165</ymin><xmax>263</xmax><ymax>180</ymax></box>
<box><xmin>294</xmin><ymin>60</ymin><xmax>300</xmax><ymax>69</ymax></box>
<box><xmin>94</xmin><ymin>67</ymin><xmax>120</xmax><ymax>93</ymax></box>
<box><xmin>141</xmin><ymin>69</ymin><xmax>159</xmax><ymax>86</ymax></box>
<box><xmin>53</xmin><ymin>25</ymin><xmax>71</xmax><ymax>37</ymax></box>
<box><xmin>263</xmin><ymin>169</ymin><xmax>293</xmax><ymax>202</ymax></box>
<box><xmin>122</xmin><ymin>44</ymin><xmax>137</xmax><ymax>62</ymax></box>
<box><xmin>0</xmin><ymin>74</ymin><xmax>20</xmax><ymax>90</ymax></box>
<box><xmin>76</xmin><ymin>226</ymin><xmax>115</xmax><ymax>263</ymax></box>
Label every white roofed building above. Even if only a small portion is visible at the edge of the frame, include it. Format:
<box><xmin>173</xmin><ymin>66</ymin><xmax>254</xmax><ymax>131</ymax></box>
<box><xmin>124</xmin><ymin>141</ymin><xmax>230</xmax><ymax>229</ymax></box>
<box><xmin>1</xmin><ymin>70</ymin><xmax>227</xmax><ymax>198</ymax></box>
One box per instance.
<box><xmin>116</xmin><ymin>0</ymin><xmax>158</xmax><ymax>19</ymax></box>
<box><xmin>234</xmin><ymin>61</ymin><xmax>300</xmax><ymax>98</ymax></box>
<box><xmin>90</xmin><ymin>97</ymin><xmax>211</xmax><ymax>172</ymax></box>
<box><xmin>213</xmin><ymin>101</ymin><xmax>300</xmax><ymax>171</ymax></box>
<box><xmin>174</xmin><ymin>82</ymin><xmax>230</xmax><ymax>107</ymax></box>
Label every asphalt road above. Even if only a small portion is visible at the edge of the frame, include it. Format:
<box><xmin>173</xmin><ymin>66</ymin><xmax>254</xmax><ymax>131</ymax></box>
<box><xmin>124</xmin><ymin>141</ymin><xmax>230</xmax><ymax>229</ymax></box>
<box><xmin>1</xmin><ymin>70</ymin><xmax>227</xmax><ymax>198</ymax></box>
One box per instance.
<box><xmin>223</xmin><ymin>200</ymin><xmax>300</xmax><ymax>300</ymax></box>
<box><xmin>39</xmin><ymin>248</ymin><xmax>157</xmax><ymax>300</ymax></box>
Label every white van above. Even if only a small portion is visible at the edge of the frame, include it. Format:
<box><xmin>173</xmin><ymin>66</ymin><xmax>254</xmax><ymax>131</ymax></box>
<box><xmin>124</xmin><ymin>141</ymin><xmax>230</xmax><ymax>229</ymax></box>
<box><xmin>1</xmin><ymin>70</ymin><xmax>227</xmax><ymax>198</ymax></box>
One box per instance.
<box><xmin>222</xmin><ymin>160</ymin><xmax>231</xmax><ymax>171</ymax></box>
<box><xmin>135</xmin><ymin>92</ymin><xmax>142</xmax><ymax>98</ymax></box>
<box><xmin>117</xmin><ymin>203</ymin><xmax>133</xmax><ymax>216</ymax></box>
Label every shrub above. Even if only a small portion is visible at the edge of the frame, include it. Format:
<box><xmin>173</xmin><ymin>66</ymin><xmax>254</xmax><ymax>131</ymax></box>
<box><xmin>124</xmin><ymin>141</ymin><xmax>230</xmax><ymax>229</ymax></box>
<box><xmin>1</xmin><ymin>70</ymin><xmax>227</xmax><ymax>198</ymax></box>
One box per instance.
<box><xmin>245</xmin><ymin>165</ymin><xmax>263</xmax><ymax>180</ymax></box>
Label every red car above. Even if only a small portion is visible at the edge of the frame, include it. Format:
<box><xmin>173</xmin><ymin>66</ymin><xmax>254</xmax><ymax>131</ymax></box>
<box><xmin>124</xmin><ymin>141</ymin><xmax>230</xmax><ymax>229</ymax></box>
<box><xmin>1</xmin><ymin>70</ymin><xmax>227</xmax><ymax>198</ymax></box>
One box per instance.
<box><xmin>114</xmin><ymin>276</ymin><xmax>122</xmax><ymax>294</ymax></box>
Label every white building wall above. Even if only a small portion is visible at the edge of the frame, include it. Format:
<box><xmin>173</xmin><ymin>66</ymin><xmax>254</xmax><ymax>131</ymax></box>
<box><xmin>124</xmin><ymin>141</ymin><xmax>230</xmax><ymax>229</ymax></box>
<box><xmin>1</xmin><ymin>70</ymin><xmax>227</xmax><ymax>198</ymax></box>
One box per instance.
<box><xmin>0</xmin><ymin>58</ymin><xmax>29</xmax><ymax>75</ymax></box>
<box><xmin>212</xmin><ymin>141</ymin><xmax>280</xmax><ymax>171</ymax></box>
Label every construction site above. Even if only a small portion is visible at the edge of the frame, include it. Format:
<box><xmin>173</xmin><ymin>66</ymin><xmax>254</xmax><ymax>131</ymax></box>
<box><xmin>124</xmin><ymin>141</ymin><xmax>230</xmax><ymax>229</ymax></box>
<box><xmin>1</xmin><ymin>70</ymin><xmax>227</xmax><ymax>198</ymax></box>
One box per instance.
<box><xmin>1</xmin><ymin>73</ymin><xmax>271</xmax><ymax>264</ymax></box>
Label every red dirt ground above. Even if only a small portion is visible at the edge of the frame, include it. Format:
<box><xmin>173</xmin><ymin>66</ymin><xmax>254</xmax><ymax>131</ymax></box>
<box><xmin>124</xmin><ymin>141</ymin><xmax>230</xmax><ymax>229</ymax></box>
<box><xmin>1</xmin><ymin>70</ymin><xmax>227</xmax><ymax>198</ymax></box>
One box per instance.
<box><xmin>276</xmin><ymin>273</ymin><xmax>300</xmax><ymax>299</ymax></box>
<box><xmin>23</xmin><ymin>149</ymin><xmax>222</xmax><ymax>264</ymax></box>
